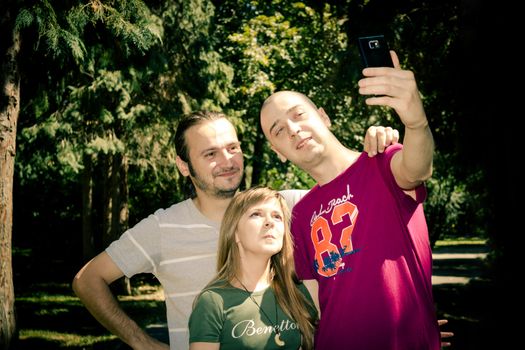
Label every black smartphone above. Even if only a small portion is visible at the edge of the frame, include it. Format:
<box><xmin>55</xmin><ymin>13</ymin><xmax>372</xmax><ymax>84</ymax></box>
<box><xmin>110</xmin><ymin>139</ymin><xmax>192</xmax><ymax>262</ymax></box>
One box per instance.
<box><xmin>357</xmin><ymin>35</ymin><xmax>394</xmax><ymax>68</ymax></box>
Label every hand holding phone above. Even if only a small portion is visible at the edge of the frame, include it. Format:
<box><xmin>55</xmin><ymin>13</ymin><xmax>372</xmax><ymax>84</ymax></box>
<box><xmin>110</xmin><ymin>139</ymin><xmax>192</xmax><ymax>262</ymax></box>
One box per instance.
<box><xmin>357</xmin><ymin>35</ymin><xmax>394</xmax><ymax>68</ymax></box>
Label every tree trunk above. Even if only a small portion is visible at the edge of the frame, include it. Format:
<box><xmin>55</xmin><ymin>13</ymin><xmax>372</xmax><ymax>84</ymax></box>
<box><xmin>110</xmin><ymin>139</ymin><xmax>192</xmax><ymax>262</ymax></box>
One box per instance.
<box><xmin>108</xmin><ymin>153</ymin><xmax>131</xmax><ymax>295</ymax></box>
<box><xmin>0</xmin><ymin>21</ymin><xmax>20</xmax><ymax>350</ymax></box>
<box><xmin>102</xmin><ymin>153</ymin><xmax>112</xmax><ymax>249</ymax></box>
<box><xmin>118</xmin><ymin>155</ymin><xmax>129</xmax><ymax>234</ymax></box>
<box><xmin>81</xmin><ymin>154</ymin><xmax>95</xmax><ymax>260</ymax></box>
<box><xmin>248</xmin><ymin>127</ymin><xmax>266</xmax><ymax>188</ymax></box>
<box><xmin>118</xmin><ymin>155</ymin><xmax>131</xmax><ymax>295</ymax></box>
<box><xmin>110</xmin><ymin>153</ymin><xmax>121</xmax><ymax>243</ymax></box>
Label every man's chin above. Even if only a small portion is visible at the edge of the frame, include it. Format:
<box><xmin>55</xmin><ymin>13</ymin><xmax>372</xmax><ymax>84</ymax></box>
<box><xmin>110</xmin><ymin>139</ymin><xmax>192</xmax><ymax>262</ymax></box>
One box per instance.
<box><xmin>215</xmin><ymin>187</ymin><xmax>238</xmax><ymax>199</ymax></box>
<box><xmin>209</xmin><ymin>173</ymin><xmax>241</xmax><ymax>197</ymax></box>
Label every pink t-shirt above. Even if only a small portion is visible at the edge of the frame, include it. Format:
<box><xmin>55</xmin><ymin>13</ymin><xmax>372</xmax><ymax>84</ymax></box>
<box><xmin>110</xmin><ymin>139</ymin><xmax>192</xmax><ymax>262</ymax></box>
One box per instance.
<box><xmin>291</xmin><ymin>144</ymin><xmax>440</xmax><ymax>350</ymax></box>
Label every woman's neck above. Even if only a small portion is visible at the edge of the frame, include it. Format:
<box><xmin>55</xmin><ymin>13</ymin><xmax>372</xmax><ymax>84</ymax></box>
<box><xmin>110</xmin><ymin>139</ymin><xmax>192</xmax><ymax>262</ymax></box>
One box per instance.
<box><xmin>234</xmin><ymin>259</ymin><xmax>272</xmax><ymax>292</ymax></box>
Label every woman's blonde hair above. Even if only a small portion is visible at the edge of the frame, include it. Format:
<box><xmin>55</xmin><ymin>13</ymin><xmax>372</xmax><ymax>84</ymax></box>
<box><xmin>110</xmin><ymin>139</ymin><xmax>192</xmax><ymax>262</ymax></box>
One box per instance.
<box><xmin>199</xmin><ymin>186</ymin><xmax>316</xmax><ymax>349</ymax></box>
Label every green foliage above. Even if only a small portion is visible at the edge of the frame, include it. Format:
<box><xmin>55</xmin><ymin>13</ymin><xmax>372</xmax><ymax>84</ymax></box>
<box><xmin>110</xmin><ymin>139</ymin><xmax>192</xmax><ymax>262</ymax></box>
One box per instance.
<box><xmin>15</xmin><ymin>0</ymin><xmax>167</xmax><ymax>185</ymax></box>
<box><xmin>13</xmin><ymin>0</ymin><xmax>489</xmax><ymax>262</ymax></box>
<box><xmin>264</xmin><ymin>164</ymin><xmax>316</xmax><ymax>191</ymax></box>
<box><xmin>15</xmin><ymin>0</ymin><xmax>236</xmax><ymax>254</ymax></box>
<box><xmin>153</xmin><ymin>0</ymin><xmax>234</xmax><ymax>115</ymax></box>
<box><xmin>212</xmin><ymin>0</ymin><xmax>488</xmax><ymax>245</ymax></box>
<box><xmin>426</xmin><ymin>174</ymin><xmax>466</xmax><ymax>243</ymax></box>
<box><xmin>15</xmin><ymin>0</ymin><xmax>162</xmax><ymax>65</ymax></box>
<box><xmin>215</xmin><ymin>1</ymin><xmax>360</xmax><ymax>188</ymax></box>
<box><xmin>20</xmin><ymin>69</ymin><xmax>152</xmax><ymax>175</ymax></box>
<box><xmin>425</xmin><ymin>155</ymin><xmax>488</xmax><ymax>245</ymax></box>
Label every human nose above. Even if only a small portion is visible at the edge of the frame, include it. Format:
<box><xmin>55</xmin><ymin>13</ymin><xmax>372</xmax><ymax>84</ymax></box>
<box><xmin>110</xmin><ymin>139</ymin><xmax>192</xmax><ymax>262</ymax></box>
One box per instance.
<box><xmin>285</xmin><ymin>119</ymin><xmax>301</xmax><ymax>138</ymax></box>
<box><xmin>264</xmin><ymin>215</ymin><xmax>274</xmax><ymax>228</ymax></box>
<box><xmin>217</xmin><ymin>149</ymin><xmax>234</xmax><ymax>165</ymax></box>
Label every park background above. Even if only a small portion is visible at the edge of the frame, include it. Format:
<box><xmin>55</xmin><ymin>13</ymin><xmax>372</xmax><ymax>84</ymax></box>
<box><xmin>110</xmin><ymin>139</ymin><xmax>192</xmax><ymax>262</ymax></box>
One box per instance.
<box><xmin>0</xmin><ymin>0</ymin><xmax>520</xmax><ymax>349</ymax></box>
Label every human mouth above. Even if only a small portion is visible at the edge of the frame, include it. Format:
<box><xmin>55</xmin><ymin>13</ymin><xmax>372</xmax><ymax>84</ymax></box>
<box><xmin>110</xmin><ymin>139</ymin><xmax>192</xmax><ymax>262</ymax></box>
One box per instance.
<box><xmin>296</xmin><ymin>137</ymin><xmax>312</xmax><ymax>150</ymax></box>
<box><xmin>216</xmin><ymin>168</ymin><xmax>240</xmax><ymax>177</ymax></box>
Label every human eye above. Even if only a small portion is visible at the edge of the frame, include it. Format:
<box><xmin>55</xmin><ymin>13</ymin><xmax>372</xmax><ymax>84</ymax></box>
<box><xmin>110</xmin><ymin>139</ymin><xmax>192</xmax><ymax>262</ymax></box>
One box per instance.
<box><xmin>274</xmin><ymin>127</ymin><xmax>284</xmax><ymax>137</ymax></box>
<box><xmin>229</xmin><ymin>144</ymin><xmax>241</xmax><ymax>153</ymax></box>
<box><xmin>272</xmin><ymin>212</ymin><xmax>283</xmax><ymax>221</ymax></box>
<box><xmin>204</xmin><ymin>151</ymin><xmax>215</xmax><ymax>158</ymax></box>
<box><xmin>249</xmin><ymin>211</ymin><xmax>262</xmax><ymax>218</ymax></box>
<box><xmin>296</xmin><ymin>111</ymin><xmax>306</xmax><ymax>119</ymax></box>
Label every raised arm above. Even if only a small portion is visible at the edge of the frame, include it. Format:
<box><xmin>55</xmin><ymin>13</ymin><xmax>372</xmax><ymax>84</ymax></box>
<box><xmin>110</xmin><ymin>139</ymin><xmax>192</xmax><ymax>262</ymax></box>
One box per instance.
<box><xmin>358</xmin><ymin>51</ymin><xmax>434</xmax><ymax>189</ymax></box>
<box><xmin>72</xmin><ymin>252</ymin><xmax>169</xmax><ymax>350</ymax></box>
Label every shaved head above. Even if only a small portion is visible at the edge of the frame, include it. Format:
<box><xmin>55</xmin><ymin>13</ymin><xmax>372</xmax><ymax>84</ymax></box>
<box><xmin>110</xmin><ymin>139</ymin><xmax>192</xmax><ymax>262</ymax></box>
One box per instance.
<box><xmin>260</xmin><ymin>91</ymin><xmax>317</xmax><ymax>118</ymax></box>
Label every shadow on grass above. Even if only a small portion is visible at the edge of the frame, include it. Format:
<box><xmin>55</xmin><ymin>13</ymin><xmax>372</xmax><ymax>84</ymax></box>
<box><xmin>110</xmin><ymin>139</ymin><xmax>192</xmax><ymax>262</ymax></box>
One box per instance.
<box><xmin>432</xmin><ymin>243</ymin><xmax>512</xmax><ymax>350</ymax></box>
<box><xmin>433</xmin><ymin>276</ymin><xmax>516</xmax><ymax>350</ymax></box>
<box><xmin>432</xmin><ymin>243</ymin><xmax>490</xmax><ymax>278</ymax></box>
<box><xmin>13</xmin><ymin>281</ymin><xmax>167</xmax><ymax>349</ymax></box>
<box><xmin>433</xmin><ymin>257</ymin><xmax>488</xmax><ymax>278</ymax></box>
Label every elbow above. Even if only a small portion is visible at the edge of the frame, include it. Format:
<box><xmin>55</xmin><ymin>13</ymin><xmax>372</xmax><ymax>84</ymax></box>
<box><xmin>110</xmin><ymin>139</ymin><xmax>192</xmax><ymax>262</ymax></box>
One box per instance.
<box><xmin>409</xmin><ymin>172</ymin><xmax>432</xmax><ymax>187</ymax></box>
<box><xmin>424</xmin><ymin>162</ymin><xmax>433</xmax><ymax>181</ymax></box>
<box><xmin>400</xmin><ymin>165</ymin><xmax>433</xmax><ymax>189</ymax></box>
<box><xmin>407</xmin><ymin>161</ymin><xmax>433</xmax><ymax>184</ymax></box>
<box><xmin>72</xmin><ymin>272</ymin><xmax>83</xmax><ymax>296</ymax></box>
<box><xmin>72</xmin><ymin>265</ymin><xmax>92</xmax><ymax>297</ymax></box>
<box><xmin>418</xmin><ymin>165</ymin><xmax>433</xmax><ymax>182</ymax></box>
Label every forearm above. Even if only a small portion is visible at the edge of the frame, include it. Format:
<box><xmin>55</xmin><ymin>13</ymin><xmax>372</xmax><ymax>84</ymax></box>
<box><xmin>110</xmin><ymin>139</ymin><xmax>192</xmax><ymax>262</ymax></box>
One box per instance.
<box><xmin>359</xmin><ymin>52</ymin><xmax>434</xmax><ymax>188</ymax></box>
<box><xmin>393</xmin><ymin>122</ymin><xmax>434</xmax><ymax>189</ymax></box>
<box><xmin>73</xmin><ymin>275</ymin><xmax>152</xmax><ymax>348</ymax></box>
<box><xmin>403</xmin><ymin>122</ymin><xmax>434</xmax><ymax>178</ymax></box>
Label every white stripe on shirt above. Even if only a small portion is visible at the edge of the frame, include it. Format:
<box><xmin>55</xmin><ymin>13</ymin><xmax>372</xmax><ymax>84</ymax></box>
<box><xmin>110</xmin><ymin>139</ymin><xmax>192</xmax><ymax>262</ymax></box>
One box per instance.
<box><xmin>166</xmin><ymin>290</ymin><xmax>202</xmax><ymax>298</ymax></box>
<box><xmin>125</xmin><ymin>231</ymin><xmax>157</xmax><ymax>274</ymax></box>
<box><xmin>159</xmin><ymin>253</ymin><xmax>216</xmax><ymax>266</ymax></box>
<box><xmin>159</xmin><ymin>223</ymin><xmax>215</xmax><ymax>229</ymax></box>
<box><xmin>169</xmin><ymin>328</ymin><xmax>187</xmax><ymax>333</ymax></box>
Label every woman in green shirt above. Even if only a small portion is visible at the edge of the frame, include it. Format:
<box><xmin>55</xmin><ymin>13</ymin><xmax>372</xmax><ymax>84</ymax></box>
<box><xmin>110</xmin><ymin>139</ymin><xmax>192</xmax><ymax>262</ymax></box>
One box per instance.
<box><xmin>189</xmin><ymin>186</ymin><xmax>318</xmax><ymax>350</ymax></box>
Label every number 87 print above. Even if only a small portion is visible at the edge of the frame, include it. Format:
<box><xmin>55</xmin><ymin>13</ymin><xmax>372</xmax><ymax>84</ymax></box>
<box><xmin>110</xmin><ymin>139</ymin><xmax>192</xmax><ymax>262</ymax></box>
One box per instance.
<box><xmin>311</xmin><ymin>201</ymin><xmax>358</xmax><ymax>277</ymax></box>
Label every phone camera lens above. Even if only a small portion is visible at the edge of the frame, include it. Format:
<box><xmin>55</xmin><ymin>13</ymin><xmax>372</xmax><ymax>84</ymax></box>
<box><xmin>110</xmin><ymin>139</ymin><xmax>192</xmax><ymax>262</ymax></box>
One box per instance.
<box><xmin>368</xmin><ymin>40</ymin><xmax>380</xmax><ymax>49</ymax></box>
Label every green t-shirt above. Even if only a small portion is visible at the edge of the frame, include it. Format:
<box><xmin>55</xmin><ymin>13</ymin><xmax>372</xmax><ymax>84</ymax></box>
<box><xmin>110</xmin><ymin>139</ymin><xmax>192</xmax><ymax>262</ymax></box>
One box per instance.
<box><xmin>188</xmin><ymin>282</ymin><xmax>316</xmax><ymax>349</ymax></box>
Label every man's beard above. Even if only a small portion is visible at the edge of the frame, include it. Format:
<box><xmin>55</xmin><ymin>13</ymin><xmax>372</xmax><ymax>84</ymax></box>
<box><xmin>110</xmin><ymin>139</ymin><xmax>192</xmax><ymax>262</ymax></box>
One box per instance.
<box><xmin>188</xmin><ymin>161</ymin><xmax>241</xmax><ymax>199</ymax></box>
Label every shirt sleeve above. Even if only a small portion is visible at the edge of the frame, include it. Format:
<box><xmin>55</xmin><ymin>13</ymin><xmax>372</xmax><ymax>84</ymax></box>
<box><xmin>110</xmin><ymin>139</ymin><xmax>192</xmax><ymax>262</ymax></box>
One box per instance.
<box><xmin>105</xmin><ymin>212</ymin><xmax>162</xmax><ymax>277</ymax></box>
<box><xmin>382</xmin><ymin>144</ymin><xmax>427</xmax><ymax>205</ymax></box>
<box><xmin>279</xmin><ymin>189</ymin><xmax>309</xmax><ymax>209</ymax></box>
<box><xmin>189</xmin><ymin>290</ymin><xmax>224</xmax><ymax>343</ymax></box>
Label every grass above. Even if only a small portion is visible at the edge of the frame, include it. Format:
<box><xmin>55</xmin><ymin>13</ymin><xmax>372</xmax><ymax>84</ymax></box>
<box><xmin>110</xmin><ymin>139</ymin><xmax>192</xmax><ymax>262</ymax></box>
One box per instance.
<box><xmin>435</xmin><ymin>237</ymin><xmax>488</xmax><ymax>246</ymax></box>
<box><xmin>19</xmin><ymin>330</ymin><xmax>116</xmax><ymax>347</ymax></box>
<box><xmin>13</xmin><ymin>278</ymin><xmax>167</xmax><ymax>349</ymax></box>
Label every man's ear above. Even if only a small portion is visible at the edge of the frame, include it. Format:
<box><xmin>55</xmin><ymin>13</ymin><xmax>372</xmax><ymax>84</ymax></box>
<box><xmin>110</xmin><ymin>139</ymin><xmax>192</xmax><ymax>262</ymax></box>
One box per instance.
<box><xmin>271</xmin><ymin>145</ymin><xmax>287</xmax><ymax>163</ymax></box>
<box><xmin>175</xmin><ymin>156</ymin><xmax>190</xmax><ymax>177</ymax></box>
<box><xmin>318</xmin><ymin>107</ymin><xmax>331</xmax><ymax>127</ymax></box>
